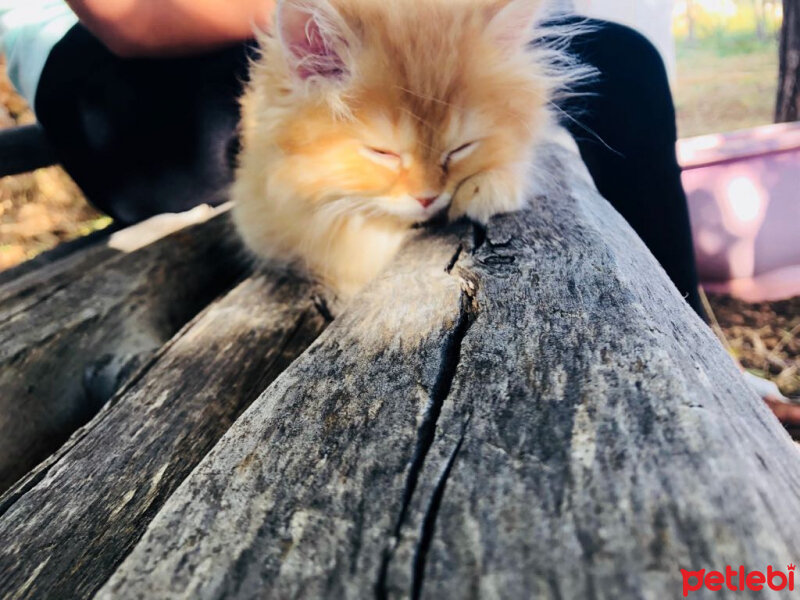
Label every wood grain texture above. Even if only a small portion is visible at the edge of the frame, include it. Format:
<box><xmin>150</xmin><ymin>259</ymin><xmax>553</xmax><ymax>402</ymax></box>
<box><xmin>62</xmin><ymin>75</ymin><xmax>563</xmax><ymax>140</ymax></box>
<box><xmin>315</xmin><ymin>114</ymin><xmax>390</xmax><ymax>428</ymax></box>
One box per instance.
<box><xmin>0</xmin><ymin>207</ymin><xmax>245</xmax><ymax>491</ymax></box>
<box><xmin>0</xmin><ymin>205</ymin><xmax>220</xmax><ymax>316</ymax></box>
<box><xmin>0</xmin><ymin>225</ymin><xmax>120</xmax><ymax>289</ymax></box>
<box><xmin>0</xmin><ymin>271</ymin><xmax>328</xmax><ymax>600</ymax></box>
<box><xmin>95</xmin><ymin>142</ymin><xmax>800</xmax><ymax>600</ymax></box>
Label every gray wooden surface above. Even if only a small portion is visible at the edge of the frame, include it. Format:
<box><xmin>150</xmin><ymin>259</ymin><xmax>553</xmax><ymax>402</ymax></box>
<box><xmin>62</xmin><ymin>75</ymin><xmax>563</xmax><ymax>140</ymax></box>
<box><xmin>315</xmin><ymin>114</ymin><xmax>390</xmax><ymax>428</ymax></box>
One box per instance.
<box><xmin>2</xmin><ymin>140</ymin><xmax>797</xmax><ymax>599</ymax></box>
<box><xmin>0</xmin><ymin>206</ymin><xmax>245</xmax><ymax>491</ymax></box>
<box><xmin>61</xmin><ymin>142</ymin><xmax>797</xmax><ymax>600</ymax></box>
<box><xmin>0</xmin><ymin>270</ymin><xmax>328</xmax><ymax>600</ymax></box>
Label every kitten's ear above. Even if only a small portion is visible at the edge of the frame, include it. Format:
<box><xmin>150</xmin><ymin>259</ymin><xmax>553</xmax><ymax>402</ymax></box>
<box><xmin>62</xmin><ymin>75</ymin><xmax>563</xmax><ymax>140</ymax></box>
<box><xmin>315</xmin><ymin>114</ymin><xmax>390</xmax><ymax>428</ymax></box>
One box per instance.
<box><xmin>276</xmin><ymin>0</ymin><xmax>353</xmax><ymax>81</ymax></box>
<box><xmin>484</xmin><ymin>0</ymin><xmax>545</xmax><ymax>51</ymax></box>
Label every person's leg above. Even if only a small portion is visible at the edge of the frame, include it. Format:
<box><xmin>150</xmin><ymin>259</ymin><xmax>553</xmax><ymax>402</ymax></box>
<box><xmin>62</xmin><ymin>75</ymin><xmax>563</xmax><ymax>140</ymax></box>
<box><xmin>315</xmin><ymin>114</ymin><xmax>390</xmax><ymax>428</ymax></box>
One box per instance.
<box><xmin>34</xmin><ymin>24</ymin><xmax>253</xmax><ymax>224</ymax></box>
<box><xmin>550</xmin><ymin>17</ymin><xmax>704</xmax><ymax>317</ymax></box>
<box><xmin>551</xmin><ymin>19</ymin><xmax>800</xmax><ymax>424</ymax></box>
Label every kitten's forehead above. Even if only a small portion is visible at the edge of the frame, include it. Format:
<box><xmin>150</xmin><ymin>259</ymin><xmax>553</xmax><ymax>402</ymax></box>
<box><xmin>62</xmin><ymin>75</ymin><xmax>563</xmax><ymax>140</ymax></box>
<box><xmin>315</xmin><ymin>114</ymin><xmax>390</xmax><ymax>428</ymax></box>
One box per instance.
<box><xmin>349</xmin><ymin>1</ymin><xmax>505</xmax><ymax>146</ymax></box>
<box><xmin>397</xmin><ymin>95</ymin><xmax>488</xmax><ymax>158</ymax></box>
<box><xmin>440</xmin><ymin>108</ymin><xmax>485</xmax><ymax>144</ymax></box>
<box><xmin>323</xmin><ymin>0</ymin><xmax>544</xmax><ymax>156</ymax></box>
<box><xmin>346</xmin><ymin>6</ymin><xmax>480</xmax><ymax>106</ymax></box>
<box><xmin>358</xmin><ymin>105</ymin><xmax>485</xmax><ymax>159</ymax></box>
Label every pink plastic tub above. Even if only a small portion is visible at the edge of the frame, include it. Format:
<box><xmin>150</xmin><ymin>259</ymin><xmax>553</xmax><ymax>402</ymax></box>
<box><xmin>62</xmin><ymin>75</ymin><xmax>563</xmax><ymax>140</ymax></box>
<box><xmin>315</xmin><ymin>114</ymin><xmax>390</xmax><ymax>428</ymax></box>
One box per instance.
<box><xmin>678</xmin><ymin>122</ymin><xmax>800</xmax><ymax>302</ymax></box>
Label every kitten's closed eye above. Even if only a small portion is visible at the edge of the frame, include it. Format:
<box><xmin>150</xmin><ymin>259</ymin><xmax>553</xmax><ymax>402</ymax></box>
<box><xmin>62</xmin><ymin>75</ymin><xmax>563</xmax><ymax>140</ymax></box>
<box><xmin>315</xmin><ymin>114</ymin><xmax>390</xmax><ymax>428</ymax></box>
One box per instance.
<box><xmin>360</xmin><ymin>146</ymin><xmax>402</xmax><ymax>170</ymax></box>
<box><xmin>362</xmin><ymin>143</ymin><xmax>478</xmax><ymax>173</ymax></box>
<box><xmin>367</xmin><ymin>147</ymin><xmax>398</xmax><ymax>157</ymax></box>
<box><xmin>443</xmin><ymin>141</ymin><xmax>478</xmax><ymax>171</ymax></box>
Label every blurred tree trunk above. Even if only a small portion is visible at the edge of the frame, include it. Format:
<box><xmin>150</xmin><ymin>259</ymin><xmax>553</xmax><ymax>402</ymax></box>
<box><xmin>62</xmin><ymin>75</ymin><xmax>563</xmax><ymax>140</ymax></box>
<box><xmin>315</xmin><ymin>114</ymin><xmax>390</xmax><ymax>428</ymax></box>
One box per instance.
<box><xmin>755</xmin><ymin>0</ymin><xmax>766</xmax><ymax>39</ymax></box>
<box><xmin>687</xmin><ymin>0</ymin><xmax>696</xmax><ymax>42</ymax></box>
<box><xmin>776</xmin><ymin>0</ymin><xmax>800</xmax><ymax>122</ymax></box>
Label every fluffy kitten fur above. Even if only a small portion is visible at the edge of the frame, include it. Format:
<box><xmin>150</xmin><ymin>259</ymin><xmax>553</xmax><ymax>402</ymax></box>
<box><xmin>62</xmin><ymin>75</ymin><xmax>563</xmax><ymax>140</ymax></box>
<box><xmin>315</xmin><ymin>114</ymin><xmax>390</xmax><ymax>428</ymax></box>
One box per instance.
<box><xmin>233</xmin><ymin>0</ymin><xmax>564</xmax><ymax>298</ymax></box>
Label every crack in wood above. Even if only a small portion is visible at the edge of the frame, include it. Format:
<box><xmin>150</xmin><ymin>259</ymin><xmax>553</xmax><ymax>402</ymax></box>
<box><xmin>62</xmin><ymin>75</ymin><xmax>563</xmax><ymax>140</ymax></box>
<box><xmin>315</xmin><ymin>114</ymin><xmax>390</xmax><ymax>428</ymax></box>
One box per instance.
<box><xmin>411</xmin><ymin>418</ymin><xmax>470</xmax><ymax>600</ymax></box>
<box><xmin>444</xmin><ymin>245</ymin><xmax>463</xmax><ymax>275</ymax></box>
<box><xmin>312</xmin><ymin>294</ymin><xmax>336</xmax><ymax>323</ymax></box>
<box><xmin>376</xmin><ymin>246</ymin><xmax>478</xmax><ymax>599</ymax></box>
<box><xmin>472</xmin><ymin>223</ymin><xmax>487</xmax><ymax>253</ymax></box>
<box><xmin>0</xmin><ymin>279</ymin><xmax>72</xmax><ymax>327</ymax></box>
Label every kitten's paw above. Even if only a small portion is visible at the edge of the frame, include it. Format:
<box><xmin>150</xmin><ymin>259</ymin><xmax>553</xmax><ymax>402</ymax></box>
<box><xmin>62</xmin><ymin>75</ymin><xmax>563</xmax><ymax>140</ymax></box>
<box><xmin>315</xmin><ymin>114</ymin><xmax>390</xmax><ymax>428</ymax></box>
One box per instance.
<box><xmin>449</xmin><ymin>170</ymin><xmax>527</xmax><ymax>224</ymax></box>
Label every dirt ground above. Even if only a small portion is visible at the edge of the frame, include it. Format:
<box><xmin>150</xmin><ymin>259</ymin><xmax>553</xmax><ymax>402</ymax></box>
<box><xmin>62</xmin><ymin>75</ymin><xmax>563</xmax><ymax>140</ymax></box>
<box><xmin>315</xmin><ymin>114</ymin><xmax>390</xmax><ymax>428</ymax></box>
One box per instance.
<box><xmin>0</xmin><ymin>55</ymin><xmax>797</xmax><ymax>399</ymax></box>
<box><xmin>707</xmin><ymin>293</ymin><xmax>800</xmax><ymax>398</ymax></box>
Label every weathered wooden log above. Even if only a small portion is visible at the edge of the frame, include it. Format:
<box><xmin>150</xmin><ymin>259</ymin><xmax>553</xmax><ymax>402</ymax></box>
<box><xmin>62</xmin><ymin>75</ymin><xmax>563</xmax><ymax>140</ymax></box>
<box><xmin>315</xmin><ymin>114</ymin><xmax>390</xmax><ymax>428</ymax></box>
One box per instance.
<box><xmin>0</xmin><ymin>224</ymin><xmax>121</xmax><ymax>289</ymax></box>
<box><xmin>0</xmin><ymin>270</ymin><xmax>328</xmax><ymax>600</ymax></box>
<box><xmin>89</xmin><ymin>140</ymin><xmax>800</xmax><ymax>599</ymax></box>
<box><xmin>0</xmin><ymin>206</ymin><xmax>246</xmax><ymax>491</ymax></box>
<box><xmin>0</xmin><ymin>205</ymin><xmax>220</xmax><ymax>317</ymax></box>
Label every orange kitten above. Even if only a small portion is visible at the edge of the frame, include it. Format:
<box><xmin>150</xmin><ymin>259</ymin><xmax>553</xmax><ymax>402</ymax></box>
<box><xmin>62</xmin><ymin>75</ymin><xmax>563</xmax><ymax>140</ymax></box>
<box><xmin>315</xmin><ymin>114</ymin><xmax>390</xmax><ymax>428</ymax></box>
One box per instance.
<box><xmin>233</xmin><ymin>0</ymin><xmax>567</xmax><ymax>298</ymax></box>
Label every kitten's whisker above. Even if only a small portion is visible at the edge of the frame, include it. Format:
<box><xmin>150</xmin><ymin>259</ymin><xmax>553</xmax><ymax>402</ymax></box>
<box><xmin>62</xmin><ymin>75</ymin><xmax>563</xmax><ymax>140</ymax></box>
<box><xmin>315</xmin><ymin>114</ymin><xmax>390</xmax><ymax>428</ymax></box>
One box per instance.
<box><xmin>398</xmin><ymin>107</ymin><xmax>431</xmax><ymax>129</ymax></box>
<box><xmin>548</xmin><ymin>102</ymin><xmax>624</xmax><ymax>158</ymax></box>
<box><xmin>394</xmin><ymin>85</ymin><xmax>454</xmax><ymax>107</ymax></box>
<box><xmin>499</xmin><ymin>110</ymin><xmax>536</xmax><ymax>136</ymax></box>
<box><xmin>395</xmin><ymin>109</ymin><xmax>440</xmax><ymax>154</ymax></box>
<box><xmin>397</xmin><ymin>108</ymin><xmax>438</xmax><ymax>143</ymax></box>
<box><xmin>317</xmin><ymin>197</ymin><xmax>354</xmax><ymax>223</ymax></box>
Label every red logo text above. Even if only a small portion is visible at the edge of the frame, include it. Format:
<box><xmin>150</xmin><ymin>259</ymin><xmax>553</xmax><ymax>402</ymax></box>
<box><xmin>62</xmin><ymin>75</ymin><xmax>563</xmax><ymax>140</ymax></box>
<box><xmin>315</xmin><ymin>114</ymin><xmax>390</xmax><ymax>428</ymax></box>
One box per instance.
<box><xmin>681</xmin><ymin>564</ymin><xmax>795</xmax><ymax>596</ymax></box>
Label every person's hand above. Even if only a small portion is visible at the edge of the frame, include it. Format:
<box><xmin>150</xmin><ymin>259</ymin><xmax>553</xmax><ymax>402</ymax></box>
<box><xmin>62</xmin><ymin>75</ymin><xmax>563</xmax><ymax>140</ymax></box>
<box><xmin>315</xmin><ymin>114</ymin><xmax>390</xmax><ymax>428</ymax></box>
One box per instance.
<box><xmin>765</xmin><ymin>397</ymin><xmax>800</xmax><ymax>425</ymax></box>
<box><xmin>66</xmin><ymin>0</ymin><xmax>275</xmax><ymax>57</ymax></box>
<box><xmin>743</xmin><ymin>371</ymin><xmax>800</xmax><ymax>432</ymax></box>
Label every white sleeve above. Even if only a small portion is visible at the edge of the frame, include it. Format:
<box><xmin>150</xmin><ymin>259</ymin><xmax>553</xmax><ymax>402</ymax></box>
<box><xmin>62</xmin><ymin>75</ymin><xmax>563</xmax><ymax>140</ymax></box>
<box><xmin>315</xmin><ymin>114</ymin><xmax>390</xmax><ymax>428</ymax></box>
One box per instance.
<box><xmin>0</xmin><ymin>1</ymin><xmax>79</xmax><ymax>108</ymax></box>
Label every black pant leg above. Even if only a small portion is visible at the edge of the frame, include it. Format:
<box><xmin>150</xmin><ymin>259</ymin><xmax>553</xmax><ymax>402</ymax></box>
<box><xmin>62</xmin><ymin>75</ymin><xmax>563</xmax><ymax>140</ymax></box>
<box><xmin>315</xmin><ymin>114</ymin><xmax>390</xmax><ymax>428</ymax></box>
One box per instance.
<box><xmin>34</xmin><ymin>24</ymin><xmax>253</xmax><ymax>224</ymax></box>
<box><xmin>552</xmin><ymin>18</ymin><xmax>704</xmax><ymax>317</ymax></box>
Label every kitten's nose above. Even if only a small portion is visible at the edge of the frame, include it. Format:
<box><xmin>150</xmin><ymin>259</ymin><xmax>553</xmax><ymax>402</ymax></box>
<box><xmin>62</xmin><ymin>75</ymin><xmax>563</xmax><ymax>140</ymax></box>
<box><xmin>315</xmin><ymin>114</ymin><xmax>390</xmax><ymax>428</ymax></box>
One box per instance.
<box><xmin>415</xmin><ymin>195</ymin><xmax>438</xmax><ymax>208</ymax></box>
